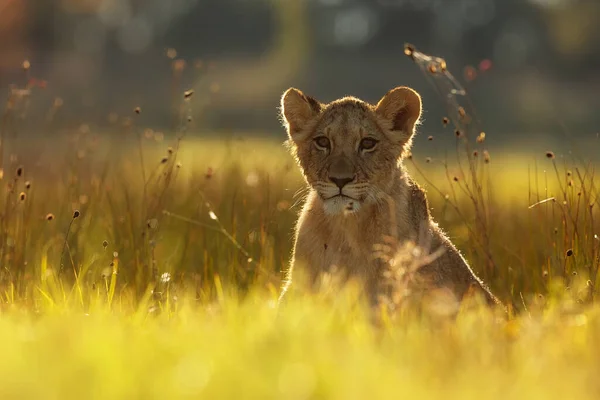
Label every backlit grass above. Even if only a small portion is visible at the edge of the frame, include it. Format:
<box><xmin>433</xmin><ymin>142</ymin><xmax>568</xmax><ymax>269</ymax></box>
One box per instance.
<box><xmin>2</xmin><ymin>44</ymin><xmax>600</xmax><ymax>399</ymax></box>
<box><xmin>0</xmin><ymin>134</ymin><xmax>597</xmax><ymax>399</ymax></box>
<box><xmin>1</xmin><ymin>281</ymin><xmax>600</xmax><ymax>399</ymax></box>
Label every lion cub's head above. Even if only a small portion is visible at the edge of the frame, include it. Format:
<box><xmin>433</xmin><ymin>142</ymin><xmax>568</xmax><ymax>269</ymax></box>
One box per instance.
<box><xmin>280</xmin><ymin>87</ymin><xmax>422</xmax><ymax>215</ymax></box>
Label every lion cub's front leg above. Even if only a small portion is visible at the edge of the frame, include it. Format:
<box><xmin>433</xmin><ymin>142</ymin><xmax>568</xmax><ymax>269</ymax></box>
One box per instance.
<box><xmin>277</xmin><ymin>233</ymin><xmax>314</xmax><ymax>306</ymax></box>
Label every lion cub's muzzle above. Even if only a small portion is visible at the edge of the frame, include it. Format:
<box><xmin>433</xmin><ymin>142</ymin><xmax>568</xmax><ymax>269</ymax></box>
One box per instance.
<box><xmin>311</xmin><ymin>157</ymin><xmax>369</xmax><ymax>214</ymax></box>
<box><xmin>321</xmin><ymin>156</ymin><xmax>361</xmax><ymax>200</ymax></box>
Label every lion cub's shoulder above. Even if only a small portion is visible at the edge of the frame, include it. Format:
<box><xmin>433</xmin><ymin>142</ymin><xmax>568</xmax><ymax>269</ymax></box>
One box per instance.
<box><xmin>399</xmin><ymin>173</ymin><xmax>432</xmax><ymax>228</ymax></box>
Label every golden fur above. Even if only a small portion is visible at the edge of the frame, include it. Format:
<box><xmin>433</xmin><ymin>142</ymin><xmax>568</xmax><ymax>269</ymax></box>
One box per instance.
<box><xmin>278</xmin><ymin>86</ymin><xmax>502</xmax><ymax>311</ymax></box>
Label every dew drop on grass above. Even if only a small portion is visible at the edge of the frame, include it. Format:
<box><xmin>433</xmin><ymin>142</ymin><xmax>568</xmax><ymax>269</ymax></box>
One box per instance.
<box><xmin>209</xmin><ymin>211</ymin><xmax>217</xmax><ymax>220</ymax></box>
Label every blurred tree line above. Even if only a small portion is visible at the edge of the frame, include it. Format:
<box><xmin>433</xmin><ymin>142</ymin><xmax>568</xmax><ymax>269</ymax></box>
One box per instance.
<box><xmin>1</xmin><ymin>0</ymin><xmax>599</xmax><ymax>137</ymax></box>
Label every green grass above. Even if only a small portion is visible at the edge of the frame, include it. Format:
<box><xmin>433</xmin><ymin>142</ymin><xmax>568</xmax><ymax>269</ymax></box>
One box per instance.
<box><xmin>1</xmin><ymin>282</ymin><xmax>600</xmax><ymax>399</ymax></box>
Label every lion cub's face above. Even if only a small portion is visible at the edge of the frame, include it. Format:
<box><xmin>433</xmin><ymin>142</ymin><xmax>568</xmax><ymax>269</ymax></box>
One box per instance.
<box><xmin>281</xmin><ymin>87</ymin><xmax>422</xmax><ymax>215</ymax></box>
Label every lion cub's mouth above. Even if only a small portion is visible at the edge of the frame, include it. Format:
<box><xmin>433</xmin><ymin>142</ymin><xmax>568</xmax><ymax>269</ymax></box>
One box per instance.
<box><xmin>323</xmin><ymin>193</ymin><xmax>359</xmax><ymax>201</ymax></box>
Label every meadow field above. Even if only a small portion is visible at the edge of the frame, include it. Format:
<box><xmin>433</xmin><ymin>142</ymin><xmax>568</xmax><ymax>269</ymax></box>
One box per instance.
<box><xmin>2</xmin><ymin>48</ymin><xmax>600</xmax><ymax>399</ymax></box>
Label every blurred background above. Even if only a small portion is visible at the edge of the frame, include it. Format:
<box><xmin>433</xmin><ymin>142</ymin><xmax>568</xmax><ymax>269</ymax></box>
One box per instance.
<box><xmin>1</xmin><ymin>0</ymin><xmax>599</xmax><ymax>147</ymax></box>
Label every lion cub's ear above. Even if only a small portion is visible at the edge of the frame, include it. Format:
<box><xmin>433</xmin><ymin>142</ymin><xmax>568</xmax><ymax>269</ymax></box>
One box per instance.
<box><xmin>280</xmin><ymin>88</ymin><xmax>323</xmax><ymax>140</ymax></box>
<box><xmin>375</xmin><ymin>87</ymin><xmax>422</xmax><ymax>144</ymax></box>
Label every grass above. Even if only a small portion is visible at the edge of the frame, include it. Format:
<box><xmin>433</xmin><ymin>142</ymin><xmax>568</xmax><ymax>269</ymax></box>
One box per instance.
<box><xmin>1</xmin><ymin>45</ymin><xmax>600</xmax><ymax>398</ymax></box>
<box><xmin>0</xmin><ymin>133</ymin><xmax>596</xmax><ymax>399</ymax></box>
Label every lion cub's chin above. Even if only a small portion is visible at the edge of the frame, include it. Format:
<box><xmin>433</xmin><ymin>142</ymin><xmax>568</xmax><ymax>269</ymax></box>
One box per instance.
<box><xmin>322</xmin><ymin>196</ymin><xmax>363</xmax><ymax>216</ymax></box>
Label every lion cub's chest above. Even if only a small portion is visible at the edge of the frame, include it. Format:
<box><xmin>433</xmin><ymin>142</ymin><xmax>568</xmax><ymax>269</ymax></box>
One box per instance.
<box><xmin>321</xmin><ymin>234</ymin><xmax>376</xmax><ymax>276</ymax></box>
<box><xmin>297</xmin><ymin>213</ymin><xmax>384</xmax><ymax>281</ymax></box>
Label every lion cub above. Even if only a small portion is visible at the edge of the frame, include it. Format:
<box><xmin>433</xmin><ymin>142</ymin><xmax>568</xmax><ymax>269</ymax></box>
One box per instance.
<box><xmin>278</xmin><ymin>86</ymin><xmax>502</xmax><ymax>311</ymax></box>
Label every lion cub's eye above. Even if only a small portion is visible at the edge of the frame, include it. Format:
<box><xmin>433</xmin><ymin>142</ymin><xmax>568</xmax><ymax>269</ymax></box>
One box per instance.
<box><xmin>359</xmin><ymin>138</ymin><xmax>378</xmax><ymax>151</ymax></box>
<box><xmin>313</xmin><ymin>136</ymin><xmax>331</xmax><ymax>150</ymax></box>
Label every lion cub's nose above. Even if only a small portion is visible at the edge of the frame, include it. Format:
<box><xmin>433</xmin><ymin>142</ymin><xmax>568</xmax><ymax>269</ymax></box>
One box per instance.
<box><xmin>328</xmin><ymin>157</ymin><xmax>355</xmax><ymax>189</ymax></box>
<box><xmin>329</xmin><ymin>176</ymin><xmax>354</xmax><ymax>189</ymax></box>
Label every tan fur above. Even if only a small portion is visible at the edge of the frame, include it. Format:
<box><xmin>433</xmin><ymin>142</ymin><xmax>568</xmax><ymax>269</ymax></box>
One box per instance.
<box><xmin>278</xmin><ymin>86</ymin><xmax>502</xmax><ymax>311</ymax></box>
